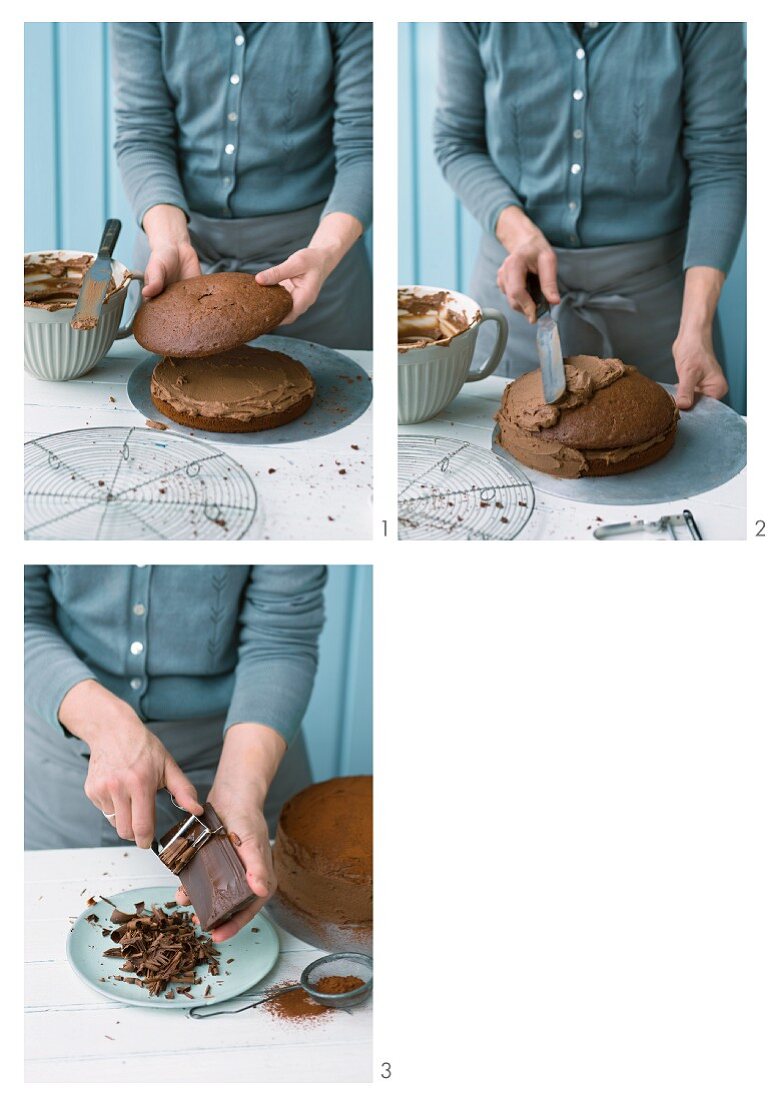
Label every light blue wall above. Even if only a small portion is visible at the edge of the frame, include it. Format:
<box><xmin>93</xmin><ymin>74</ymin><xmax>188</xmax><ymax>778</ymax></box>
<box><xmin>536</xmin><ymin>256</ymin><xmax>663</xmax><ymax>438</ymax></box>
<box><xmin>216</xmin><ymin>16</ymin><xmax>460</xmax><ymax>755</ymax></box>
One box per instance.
<box><xmin>305</xmin><ymin>566</ymin><xmax>372</xmax><ymax>781</ymax></box>
<box><xmin>399</xmin><ymin>23</ymin><xmax>747</xmax><ymax>414</ymax></box>
<box><xmin>24</xmin><ymin>23</ymin><xmax>136</xmax><ymax>257</ymax></box>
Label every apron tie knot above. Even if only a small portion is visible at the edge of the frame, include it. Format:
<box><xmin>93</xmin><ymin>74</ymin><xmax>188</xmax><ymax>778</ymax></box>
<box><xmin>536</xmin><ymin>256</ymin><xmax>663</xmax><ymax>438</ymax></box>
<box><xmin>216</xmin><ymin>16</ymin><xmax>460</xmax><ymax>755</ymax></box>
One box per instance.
<box><xmin>556</xmin><ymin>288</ymin><xmax>637</xmax><ymax>358</ymax></box>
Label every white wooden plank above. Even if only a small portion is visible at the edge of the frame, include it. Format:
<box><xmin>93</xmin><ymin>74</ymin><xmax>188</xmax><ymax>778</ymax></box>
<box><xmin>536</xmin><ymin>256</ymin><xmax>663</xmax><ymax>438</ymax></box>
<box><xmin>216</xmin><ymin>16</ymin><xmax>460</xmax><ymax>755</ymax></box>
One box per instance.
<box><xmin>26</xmin><ymin>1042</ymin><xmax>372</xmax><ymax>1083</ymax></box>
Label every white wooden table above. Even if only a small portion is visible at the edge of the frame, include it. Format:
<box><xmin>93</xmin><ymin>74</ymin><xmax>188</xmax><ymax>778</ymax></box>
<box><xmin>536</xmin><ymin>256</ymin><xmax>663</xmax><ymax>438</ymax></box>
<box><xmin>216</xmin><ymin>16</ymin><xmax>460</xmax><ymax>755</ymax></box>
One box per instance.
<box><xmin>25</xmin><ymin>338</ymin><xmax>373</xmax><ymax>540</ymax></box>
<box><xmin>25</xmin><ymin>846</ymin><xmax>372</xmax><ymax>1083</ymax></box>
<box><xmin>399</xmin><ymin>378</ymin><xmax>746</xmax><ymax>540</ymax></box>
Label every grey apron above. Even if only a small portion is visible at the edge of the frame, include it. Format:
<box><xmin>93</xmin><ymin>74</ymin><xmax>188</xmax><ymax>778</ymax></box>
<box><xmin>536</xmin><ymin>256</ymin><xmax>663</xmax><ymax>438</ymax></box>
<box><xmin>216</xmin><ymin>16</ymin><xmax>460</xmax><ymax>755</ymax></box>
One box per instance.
<box><xmin>129</xmin><ymin>200</ymin><xmax>372</xmax><ymax>350</ymax></box>
<box><xmin>24</xmin><ymin>708</ymin><xmax>312</xmax><ymax>850</ymax></box>
<box><xmin>470</xmin><ymin>227</ymin><xmax>724</xmax><ymax>383</ymax></box>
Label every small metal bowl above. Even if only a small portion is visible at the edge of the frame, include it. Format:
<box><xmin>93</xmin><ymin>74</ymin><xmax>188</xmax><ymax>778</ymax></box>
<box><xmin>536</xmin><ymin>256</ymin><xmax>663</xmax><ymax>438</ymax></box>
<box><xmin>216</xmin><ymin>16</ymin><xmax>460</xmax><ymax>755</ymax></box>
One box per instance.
<box><xmin>300</xmin><ymin>951</ymin><xmax>373</xmax><ymax>1008</ymax></box>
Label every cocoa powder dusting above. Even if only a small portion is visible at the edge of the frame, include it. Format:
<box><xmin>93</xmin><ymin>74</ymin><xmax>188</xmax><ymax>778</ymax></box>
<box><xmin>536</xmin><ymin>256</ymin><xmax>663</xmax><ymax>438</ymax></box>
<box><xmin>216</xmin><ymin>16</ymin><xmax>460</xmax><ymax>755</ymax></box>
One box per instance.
<box><xmin>263</xmin><ymin>983</ymin><xmax>332</xmax><ymax>1023</ymax></box>
<box><xmin>313</xmin><ymin>975</ymin><xmax>365</xmax><ymax>995</ymax></box>
<box><xmin>263</xmin><ymin>975</ymin><xmax>365</xmax><ymax>1024</ymax></box>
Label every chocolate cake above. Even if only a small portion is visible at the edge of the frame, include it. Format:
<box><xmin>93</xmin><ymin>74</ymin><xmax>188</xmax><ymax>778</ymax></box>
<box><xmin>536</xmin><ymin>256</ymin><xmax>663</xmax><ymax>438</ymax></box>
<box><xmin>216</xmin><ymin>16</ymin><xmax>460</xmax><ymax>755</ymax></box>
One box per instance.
<box><xmin>273</xmin><ymin>776</ymin><xmax>372</xmax><ymax>948</ymax></box>
<box><xmin>495</xmin><ymin>355</ymin><xmax>679</xmax><ymax>478</ymax></box>
<box><xmin>150</xmin><ymin>344</ymin><xmax>315</xmax><ymax>432</ymax></box>
<box><xmin>134</xmin><ymin>272</ymin><xmax>292</xmax><ymax>358</ymax></box>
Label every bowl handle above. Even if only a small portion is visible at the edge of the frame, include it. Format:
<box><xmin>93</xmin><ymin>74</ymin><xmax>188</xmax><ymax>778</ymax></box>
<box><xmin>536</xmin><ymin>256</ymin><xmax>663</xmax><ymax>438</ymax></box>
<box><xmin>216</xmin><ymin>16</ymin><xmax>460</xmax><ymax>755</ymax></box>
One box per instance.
<box><xmin>464</xmin><ymin>308</ymin><xmax>509</xmax><ymax>382</ymax></box>
<box><xmin>115</xmin><ymin>272</ymin><xmax>145</xmax><ymax>340</ymax></box>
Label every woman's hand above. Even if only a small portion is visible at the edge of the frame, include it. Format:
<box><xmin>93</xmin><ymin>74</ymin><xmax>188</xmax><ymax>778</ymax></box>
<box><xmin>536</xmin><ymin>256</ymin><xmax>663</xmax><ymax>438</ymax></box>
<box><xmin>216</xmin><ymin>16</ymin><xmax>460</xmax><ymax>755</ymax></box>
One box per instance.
<box><xmin>495</xmin><ymin>205</ymin><xmax>560</xmax><ymax>323</ymax></box>
<box><xmin>177</xmin><ymin>722</ymin><xmax>287</xmax><ymax>942</ymax></box>
<box><xmin>255</xmin><ymin>210</ymin><xmax>363</xmax><ymax>325</ymax></box>
<box><xmin>59</xmin><ymin>679</ymin><xmax>202</xmax><ymax>849</ymax></box>
<box><xmin>255</xmin><ymin>247</ymin><xmax>336</xmax><ymax>324</ymax></box>
<box><xmin>673</xmin><ymin>267</ymin><xmax>729</xmax><ymax>410</ymax></box>
<box><xmin>673</xmin><ymin>333</ymin><xmax>729</xmax><ymax>410</ymax></box>
<box><xmin>141</xmin><ymin>203</ymin><xmax>201</xmax><ymax>300</ymax></box>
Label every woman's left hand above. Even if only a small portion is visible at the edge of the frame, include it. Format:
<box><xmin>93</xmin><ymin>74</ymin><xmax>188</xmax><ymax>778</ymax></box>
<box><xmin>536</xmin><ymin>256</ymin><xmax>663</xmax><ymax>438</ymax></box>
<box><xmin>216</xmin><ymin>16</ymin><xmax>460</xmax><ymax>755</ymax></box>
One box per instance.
<box><xmin>255</xmin><ymin>247</ymin><xmax>336</xmax><ymax>325</ymax></box>
<box><xmin>672</xmin><ymin>332</ymin><xmax>729</xmax><ymax>411</ymax></box>
<box><xmin>254</xmin><ymin>211</ymin><xmax>364</xmax><ymax>326</ymax></box>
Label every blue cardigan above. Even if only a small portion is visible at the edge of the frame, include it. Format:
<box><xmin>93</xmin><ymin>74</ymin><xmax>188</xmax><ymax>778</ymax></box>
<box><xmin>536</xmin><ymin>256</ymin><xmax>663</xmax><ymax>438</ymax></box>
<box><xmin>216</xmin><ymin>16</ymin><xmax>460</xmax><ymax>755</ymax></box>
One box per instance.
<box><xmin>110</xmin><ymin>22</ymin><xmax>372</xmax><ymax>230</ymax></box>
<box><xmin>24</xmin><ymin>565</ymin><xmax>326</xmax><ymax>745</ymax></box>
<box><xmin>434</xmin><ymin>22</ymin><xmax>746</xmax><ymax>273</ymax></box>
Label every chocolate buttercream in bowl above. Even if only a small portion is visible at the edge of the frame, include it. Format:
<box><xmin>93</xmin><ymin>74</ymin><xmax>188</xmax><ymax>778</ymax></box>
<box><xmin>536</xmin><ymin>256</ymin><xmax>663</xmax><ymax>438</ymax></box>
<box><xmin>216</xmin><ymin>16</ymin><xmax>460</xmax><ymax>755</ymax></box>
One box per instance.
<box><xmin>24</xmin><ymin>250</ymin><xmax>139</xmax><ymax>381</ymax></box>
<box><xmin>398</xmin><ymin>285</ymin><xmax>508</xmax><ymax>423</ymax></box>
<box><xmin>24</xmin><ymin>251</ymin><xmax>129</xmax><ymax>311</ymax></box>
<box><xmin>397</xmin><ymin>287</ymin><xmax>479</xmax><ymax>351</ymax></box>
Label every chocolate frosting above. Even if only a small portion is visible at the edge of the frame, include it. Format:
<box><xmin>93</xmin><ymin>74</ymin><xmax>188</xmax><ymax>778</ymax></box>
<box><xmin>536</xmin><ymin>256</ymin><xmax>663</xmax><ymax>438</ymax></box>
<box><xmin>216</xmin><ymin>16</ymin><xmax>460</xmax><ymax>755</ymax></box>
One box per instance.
<box><xmin>496</xmin><ymin>355</ymin><xmax>679</xmax><ymax>478</ymax></box>
<box><xmin>24</xmin><ymin>252</ymin><xmax>126</xmax><ymax>311</ymax></box>
<box><xmin>151</xmin><ymin>345</ymin><xmax>315</xmax><ymax>422</ymax></box>
<box><xmin>398</xmin><ymin>289</ymin><xmax>477</xmax><ymax>351</ymax></box>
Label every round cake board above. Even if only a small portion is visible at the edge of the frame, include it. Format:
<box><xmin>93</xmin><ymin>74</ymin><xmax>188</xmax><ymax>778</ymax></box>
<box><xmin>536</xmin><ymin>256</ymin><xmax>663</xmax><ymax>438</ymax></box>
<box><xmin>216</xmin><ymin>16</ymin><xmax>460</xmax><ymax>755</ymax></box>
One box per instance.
<box><xmin>491</xmin><ymin>385</ymin><xmax>746</xmax><ymax>506</ymax></box>
<box><xmin>24</xmin><ymin>426</ymin><xmax>259</xmax><ymax>540</ymax></box>
<box><xmin>67</xmin><ymin>887</ymin><xmax>280</xmax><ymax>1010</ymax></box>
<box><xmin>127</xmin><ymin>335</ymin><xmax>373</xmax><ymax>446</ymax></box>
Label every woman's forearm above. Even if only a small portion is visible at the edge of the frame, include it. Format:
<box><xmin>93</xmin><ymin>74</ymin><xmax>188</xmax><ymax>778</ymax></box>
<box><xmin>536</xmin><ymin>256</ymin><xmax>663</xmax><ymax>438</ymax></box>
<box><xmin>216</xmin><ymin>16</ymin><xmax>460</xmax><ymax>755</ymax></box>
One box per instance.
<box><xmin>307</xmin><ymin>212</ymin><xmax>363</xmax><ymax>278</ymax></box>
<box><xmin>216</xmin><ymin>723</ymin><xmax>287</xmax><ymax>808</ymax></box>
<box><xmin>58</xmin><ymin>679</ymin><xmax>136</xmax><ymax>749</ymax></box>
<box><xmin>677</xmin><ymin>266</ymin><xmax>725</xmax><ymax>342</ymax></box>
<box><xmin>142</xmin><ymin>203</ymin><xmax>191</xmax><ymax>245</ymax></box>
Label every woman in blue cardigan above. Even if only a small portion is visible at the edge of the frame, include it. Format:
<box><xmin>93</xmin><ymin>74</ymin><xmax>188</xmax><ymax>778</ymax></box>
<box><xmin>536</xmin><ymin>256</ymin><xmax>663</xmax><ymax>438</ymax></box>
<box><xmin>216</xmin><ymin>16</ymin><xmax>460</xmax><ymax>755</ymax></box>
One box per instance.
<box><xmin>112</xmin><ymin>23</ymin><xmax>372</xmax><ymax>348</ymax></box>
<box><xmin>25</xmin><ymin>565</ymin><xmax>326</xmax><ymax>942</ymax></box>
<box><xmin>434</xmin><ymin>23</ymin><xmax>746</xmax><ymax>409</ymax></box>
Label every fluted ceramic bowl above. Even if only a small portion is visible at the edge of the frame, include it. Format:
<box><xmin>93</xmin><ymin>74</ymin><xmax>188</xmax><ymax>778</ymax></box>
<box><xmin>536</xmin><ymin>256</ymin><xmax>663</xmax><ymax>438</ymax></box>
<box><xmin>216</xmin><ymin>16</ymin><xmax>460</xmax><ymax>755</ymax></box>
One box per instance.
<box><xmin>24</xmin><ymin>251</ymin><xmax>141</xmax><ymax>381</ymax></box>
<box><xmin>397</xmin><ymin>285</ymin><xmax>508</xmax><ymax>424</ymax></box>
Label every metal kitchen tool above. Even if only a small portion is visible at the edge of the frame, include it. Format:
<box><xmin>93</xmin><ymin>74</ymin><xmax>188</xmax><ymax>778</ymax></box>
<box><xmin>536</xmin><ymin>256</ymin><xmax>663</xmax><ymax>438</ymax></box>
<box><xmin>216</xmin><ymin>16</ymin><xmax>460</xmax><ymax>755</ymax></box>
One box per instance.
<box><xmin>154</xmin><ymin>795</ymin><xmax>224</xmax><ymax>875</ymax></box>
<box><xmin>24</xmin><ymin>426</ymin><xmax>259</xmax><ymax>540</ymax></box>
<box><xmin>398</xmin><ymin>435</ymin><xmax>534</xmax><ymax>540</ymax></box>
<box><xmin>127</xmin><ymin>335</ymin><xmax>373</xmax><ymax>446</ymax></box>
<box><xmin>593</xmin><ymin>509</ymin><xmax>703</xmax><ymax>540</ymax></box>
<box><xmin>491</xmin><ymin>385</ymin><xmax>746</xmax><ymax>507</ymax></box>
<box><xmin>526</xmin><ymin>272</ymin><xmax>565</xmax><ymax>404</ymax></box>
<box><xmin>71</xmin><ymin>218</ymin><xmax>122</xmax><ymax>331</ymax></box>
<box><xmin>188</xmin><ymin>951</ymin><xmax>374</xmax><ymax>1019</ymax></box>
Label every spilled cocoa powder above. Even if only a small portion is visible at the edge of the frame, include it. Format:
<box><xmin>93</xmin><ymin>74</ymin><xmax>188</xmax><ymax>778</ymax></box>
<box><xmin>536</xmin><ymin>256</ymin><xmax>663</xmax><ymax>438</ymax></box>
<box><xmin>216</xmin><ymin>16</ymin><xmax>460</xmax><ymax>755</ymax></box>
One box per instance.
<box><xmin>263</xmin><ymin>975</ymin><xmax>366</xmax><ymax>1024</ymax></box>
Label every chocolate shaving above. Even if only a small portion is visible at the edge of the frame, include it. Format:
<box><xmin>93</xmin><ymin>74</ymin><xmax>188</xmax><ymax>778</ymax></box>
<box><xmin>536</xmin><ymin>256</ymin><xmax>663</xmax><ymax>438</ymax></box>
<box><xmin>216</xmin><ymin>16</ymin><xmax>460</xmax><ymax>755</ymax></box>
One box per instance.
<box><xmin>110</xmin><ymin>908</ymin><xmax>134</xmax><ymax>924</ymax></box>
<box><xmin>99</xmin><ymin>900</ymin><xmax>220</xmax><ymax>997</ymax></box>
<box><xmin>85</xmin><ymin>896</ymin><xmax>97</xmax><ymax>907</ymax></box>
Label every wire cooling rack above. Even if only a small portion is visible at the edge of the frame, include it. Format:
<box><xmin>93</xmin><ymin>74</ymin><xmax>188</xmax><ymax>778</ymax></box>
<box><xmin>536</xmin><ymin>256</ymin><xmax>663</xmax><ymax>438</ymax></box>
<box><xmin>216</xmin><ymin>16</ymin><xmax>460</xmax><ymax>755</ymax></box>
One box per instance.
<box><xmin>398</xmin><ymin>435</ymin><xmax>534</xmax><ymax>540</ymax></box>
<box><xmin>25</xmin><ymin>426</ymin><xmax>257</xmax><ymax>540</ymax></box>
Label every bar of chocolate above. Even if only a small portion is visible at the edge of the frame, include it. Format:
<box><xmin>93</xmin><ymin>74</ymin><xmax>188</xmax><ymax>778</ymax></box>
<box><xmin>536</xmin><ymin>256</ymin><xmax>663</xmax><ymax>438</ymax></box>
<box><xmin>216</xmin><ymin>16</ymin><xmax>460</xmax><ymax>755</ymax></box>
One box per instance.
<box><xmin>159</xmin><ymin>804</ymin><xmax>255</xmax><ymax>932</ymax></box>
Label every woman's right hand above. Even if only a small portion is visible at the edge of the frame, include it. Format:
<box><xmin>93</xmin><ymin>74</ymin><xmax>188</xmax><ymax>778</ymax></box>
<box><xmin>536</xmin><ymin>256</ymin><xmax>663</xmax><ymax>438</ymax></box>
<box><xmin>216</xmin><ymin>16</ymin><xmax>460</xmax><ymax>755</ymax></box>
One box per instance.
<box><xmin>141</xmin><ymin>203</ymin><xmax>202</xmax><ymax>300</ymax></box>
<box><xmin>495</xmin><ymin>205</ymin><xmax>560</xmax><ymax>323</ymax></box>
<box><xmin>59</xmin><ymin>679</ymin><xmax>202</xmax><ymax>848</ymax></box>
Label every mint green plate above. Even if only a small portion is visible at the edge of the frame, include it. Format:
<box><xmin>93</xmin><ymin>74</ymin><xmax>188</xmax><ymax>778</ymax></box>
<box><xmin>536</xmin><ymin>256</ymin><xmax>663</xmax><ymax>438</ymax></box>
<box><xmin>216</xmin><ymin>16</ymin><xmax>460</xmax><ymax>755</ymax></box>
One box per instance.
<box><xmin>66</xmin><ymin>886</ymin><xmax>279</xmax><ymax>1009</ymax></box>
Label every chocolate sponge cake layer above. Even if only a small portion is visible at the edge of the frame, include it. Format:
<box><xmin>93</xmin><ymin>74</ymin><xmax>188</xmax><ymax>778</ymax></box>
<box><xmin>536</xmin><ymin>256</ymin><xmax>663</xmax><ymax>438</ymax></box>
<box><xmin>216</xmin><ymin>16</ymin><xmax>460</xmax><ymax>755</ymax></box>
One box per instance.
<box><xmin>150</xmin><ymin>344</ymin><xmax>315</xmax><ymax>433</ymax></box>
<box><xmin>134</xmin><ymin>273</ymin><xmax>292</xmax><ymax>358</ymax></box>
